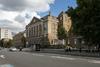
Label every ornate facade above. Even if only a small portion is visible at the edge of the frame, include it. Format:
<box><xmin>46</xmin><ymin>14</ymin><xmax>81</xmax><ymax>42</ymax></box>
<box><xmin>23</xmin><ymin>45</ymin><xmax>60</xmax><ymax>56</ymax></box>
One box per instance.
<box><xmin>26</xmin><ymin>12</ymin><xmax>73</xmax><ymax>47</ymax></box>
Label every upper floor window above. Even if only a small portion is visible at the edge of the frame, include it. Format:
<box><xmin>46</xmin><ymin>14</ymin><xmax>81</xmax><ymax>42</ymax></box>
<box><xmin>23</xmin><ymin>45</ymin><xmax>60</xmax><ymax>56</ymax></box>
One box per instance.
<box><xmin>44</xmin><ymin>23</ymin><xmax>48</xmax><ymax>33</ymax></box>
<box><xmin>60</xmin><ymin>16</ymin><xmax>63</xmax><ymax>21</ymax></box>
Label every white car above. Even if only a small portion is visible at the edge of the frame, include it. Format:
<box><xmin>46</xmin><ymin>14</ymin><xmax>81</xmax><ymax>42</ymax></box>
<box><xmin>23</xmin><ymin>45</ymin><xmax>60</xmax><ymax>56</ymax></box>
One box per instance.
<box><xmin>9</xmin><ymin>47</ymin><xmax>18</xmax><ymax>52</ymax></box>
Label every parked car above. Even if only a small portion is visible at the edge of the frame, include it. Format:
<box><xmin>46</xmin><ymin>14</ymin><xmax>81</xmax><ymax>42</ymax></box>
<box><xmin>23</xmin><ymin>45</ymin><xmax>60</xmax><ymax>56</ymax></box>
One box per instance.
<box><xmin>9</xmin><ymin>47</ymin><xmax>18</xmax><ymax>52</ymax></box>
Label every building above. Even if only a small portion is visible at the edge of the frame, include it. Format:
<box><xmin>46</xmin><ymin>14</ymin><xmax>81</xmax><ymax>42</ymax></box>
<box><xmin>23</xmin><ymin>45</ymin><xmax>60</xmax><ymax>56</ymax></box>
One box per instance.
<box><xmin>26</xmin><ymin>11</ymin><xmax>74</xmax><ymax>48</ymax></box>
<box><xmin>26</xmin><ymin>13</ymin><xmax>58</xmax><ymax>47</ymax></box>
<box><xmin>58</xmin><ymin>11</ymin><xmax>72</xmax><ymax>33</ymax></box>
<box><xmin>0</xmin><ymin>28</ymin><xmax>12</xmax><ymax>40</ymax></box>
<box><xmin>58</xmin><ymin>12</ymin><xmax>84</xmax><ymax>48</ymax></box>
<box><xmin>13</xmin><ymin>31</ymin><xmax>26</xmax><ymax>48</ymax></box>
<box><xmin>58</xmin><ymin>11</ymin><xmax>73</xmax><ymax>45</ymax></box>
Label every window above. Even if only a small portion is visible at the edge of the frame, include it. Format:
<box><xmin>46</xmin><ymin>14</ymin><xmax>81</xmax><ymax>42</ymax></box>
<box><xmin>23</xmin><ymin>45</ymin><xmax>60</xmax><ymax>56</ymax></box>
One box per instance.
<box><xmin>38</xmin><ymin>25</ymin><xmax>40</xmax><ymax>36</ymax></box>
<box><xmin>60</xmin><ymin>16</ymin><xmax>63</xmax><ymax>21</ymax></box>
<box><xmin>44</xmin><ymin>23</ymin><xmax>48</xmax><ymax>33</ymax></box>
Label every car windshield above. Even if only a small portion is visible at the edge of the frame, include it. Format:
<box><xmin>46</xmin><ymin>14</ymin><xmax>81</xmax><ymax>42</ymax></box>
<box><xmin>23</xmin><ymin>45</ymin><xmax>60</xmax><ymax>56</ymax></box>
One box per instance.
<box><xmin>0</xmin><ymin>0</ymin><xmax>100</xmax><ymax>67</ymax></box>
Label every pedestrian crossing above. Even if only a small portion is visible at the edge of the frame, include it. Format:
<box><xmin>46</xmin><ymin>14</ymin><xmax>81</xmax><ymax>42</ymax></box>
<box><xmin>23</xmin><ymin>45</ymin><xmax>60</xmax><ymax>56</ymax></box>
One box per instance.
<box><xmin>32</xmin><ymin>53</ymin><xmax>100</xmax><ymax>64</ymax></box>
<box><xmin>88</xmin><ymin>60</ymin><xmax>100</xmax><ymax>64</ymax></box>
<box><xmin>0</xmin><ymin>55</ymin><xmax>5</xmax><ymax>59</ymax></box>
<box><xmin>50</xmin><ymin>56</ymin><xmax>75</xmax><ymax>60</ymax></box>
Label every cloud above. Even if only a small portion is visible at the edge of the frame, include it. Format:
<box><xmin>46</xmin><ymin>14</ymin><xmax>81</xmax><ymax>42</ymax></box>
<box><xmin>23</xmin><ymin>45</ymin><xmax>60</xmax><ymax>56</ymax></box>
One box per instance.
<box><xmin>0</xmin><ymin>0</ymin><xmax>55</xmax><ymax>33</ymax></box>
<box><xmin>0</xmin><ymin>0</ymin><xmax>27</xmax><ymax>11</ymax></box>
<box><xmin>0</xmin><ymin>19</ymin><xmax>24</xmax><ymax>33</ymax></box>
<box><xmin>15</xmin><ymin>15</ymin><xmax>25</xmax><ymax>23</ymax></box>
<box><xmin>0</xmin><ymin>0</ymin><xmax>55</xmax><ymax>12</ymax></box>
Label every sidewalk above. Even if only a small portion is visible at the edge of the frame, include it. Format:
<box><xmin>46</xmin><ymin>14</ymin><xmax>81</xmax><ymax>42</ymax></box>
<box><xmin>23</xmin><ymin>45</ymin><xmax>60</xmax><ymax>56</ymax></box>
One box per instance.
<box><xmin>23</xmin><ymin>48</ymin><xmax>100</xmax><ymax>58</ymax></box>
<box><xmin>39</xmin><ymin>49</ymin><xmax>100</xmax><ymax>57</ymax></box>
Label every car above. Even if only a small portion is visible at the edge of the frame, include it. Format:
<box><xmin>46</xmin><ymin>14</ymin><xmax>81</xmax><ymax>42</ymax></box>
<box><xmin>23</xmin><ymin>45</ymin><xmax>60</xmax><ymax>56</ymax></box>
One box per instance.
<box><xmin>9</xmin><ymin>47</ymin><xmax>18</xmax><ymax>52</ymax></box>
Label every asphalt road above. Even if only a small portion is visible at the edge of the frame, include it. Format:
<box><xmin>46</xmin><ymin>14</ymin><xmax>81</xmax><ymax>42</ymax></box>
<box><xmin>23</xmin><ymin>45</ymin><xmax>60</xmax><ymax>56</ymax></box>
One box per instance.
<box><xmin>0</xmin><ymin>49</ymin><xmax>100</xmax><ymax>67</ymax></box>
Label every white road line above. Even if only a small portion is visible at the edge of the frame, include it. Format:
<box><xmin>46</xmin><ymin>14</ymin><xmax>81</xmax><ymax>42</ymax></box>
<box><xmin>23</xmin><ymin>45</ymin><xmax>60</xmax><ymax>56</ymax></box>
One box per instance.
<box><xmin>32</xmin><ymin>54</ymin><xmax>45</xmax><ymax>56</ymax></box>
<box><xmin>88</xmin><ymin>60</ymin><xmax>100</xmax><ymax>64</ymax></box>
<box><xmin>50</xmin><ymin>56</ymin><xmax>75</xmax><ymax>60</ymax></box>
<box><xmin>0</xmin><ymin>64</ymin><xmax>14</xmax><ymax>67</ymax></box>
<box><xmin>0</xmin><ymin>55</ymin><xmax>5</xmax><ymax>59</ymax></box>
<box><xmin>32</xmin><ymin>53</ymin><xmax>100</xmax><ymax>63</ymax></box>
<box><xmin>32</xmin><ymin>54</ymin><xmax>75</xmax><ymax>60</ymax></box>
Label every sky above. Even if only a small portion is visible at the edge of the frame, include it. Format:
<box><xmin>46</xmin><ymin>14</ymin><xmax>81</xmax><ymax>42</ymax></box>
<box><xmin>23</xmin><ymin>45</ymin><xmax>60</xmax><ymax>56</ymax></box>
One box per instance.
<box><xmin>0</xmin><ymin>0</ymin><xmax>77</xmax><ymax>33</ymax></box>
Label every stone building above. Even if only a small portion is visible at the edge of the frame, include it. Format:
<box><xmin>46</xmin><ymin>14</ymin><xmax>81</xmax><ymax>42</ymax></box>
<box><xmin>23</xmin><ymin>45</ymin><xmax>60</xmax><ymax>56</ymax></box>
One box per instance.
<box><xmin>58</xmin><ymin>11</ymin><xmax>73</xmax><ymax>45</ymax></box>
<box><xmin>27</xmin><ymin>11</ymin><xmax>87</xmax><ymax>49</ymax></box>
<box><xmin>26</xmin><ymin>13</ymin><xmax>58</xmax><ymax>48</ymax></box>
<box><xmin>58</xmin><ymin>12</ymin><xmax>83</xmax><ymax>48</ymax></box>
<box><xmin>26</xmin><ymin>11</ymin><xmax>76</xmax><ymax>48</ymax></box>
<box><xmin>58</xmin><ymin>11</ymin><xmax>72</xmax><ymax>32</ymax></box>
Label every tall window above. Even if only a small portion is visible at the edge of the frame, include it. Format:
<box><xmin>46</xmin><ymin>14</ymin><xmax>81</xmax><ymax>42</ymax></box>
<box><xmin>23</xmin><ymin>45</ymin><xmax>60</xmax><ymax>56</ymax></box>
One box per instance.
<box><xmin>43</xmin><ymin>23</ymin><xmax>48</xmax><ymax>34</ymax></box>
<box><xmin>33</xmin><ymin>27</ymin><xmax>34</xmax><ymax>36</ymax></box>
<box><xmin>52</xmin><ymin>23</ymin><xmax>57</xmax><ymax>34</ymax></box>
<box><xmin>39</xmin><ymin>24</ymin><xmax>42</xmax><ymax>36</ymax></box>
<box><xmin>34</xmin><ymin>27</ymin><xmax>35</xmax><ymax>36</ymax></box>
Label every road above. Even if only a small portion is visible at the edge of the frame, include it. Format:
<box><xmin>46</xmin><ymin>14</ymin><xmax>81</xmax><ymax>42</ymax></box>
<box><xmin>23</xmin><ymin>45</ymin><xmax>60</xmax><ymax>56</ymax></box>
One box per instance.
<box><xmin>0</xmin><ymin>49</ymin><xmax>100</xmax><ymax>67</ymax></box>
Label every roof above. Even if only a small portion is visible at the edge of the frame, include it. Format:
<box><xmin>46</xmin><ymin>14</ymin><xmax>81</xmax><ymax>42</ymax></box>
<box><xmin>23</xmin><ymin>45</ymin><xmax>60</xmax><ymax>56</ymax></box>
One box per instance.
<box><xmin>27</xmin><ymin>17</ymin><xmax>41</xmax><ymax>26</ymax></box>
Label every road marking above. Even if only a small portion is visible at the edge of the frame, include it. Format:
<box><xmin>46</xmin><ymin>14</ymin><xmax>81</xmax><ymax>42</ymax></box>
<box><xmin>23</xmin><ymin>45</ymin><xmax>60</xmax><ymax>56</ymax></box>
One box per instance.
<box><xmin>32</xmin><ymin>53</ymin><xmax>75</xmax><ymax>60</ymax></box>
<box><xmin>32</xmin><ymin>54</ymin><xmax>45</xmax><ymax>56</ymax></box>
<box><xmin>32</xmin><ymin>53</ymin><xmax>100</xmax><ymax>63</ymax></box>
<box><xmin>0</xmin><ymin>55</ymin><xmax>5</xmax><ymax>59</ymax></box>
<box><xmin>88</xmin><ymin>60</ymin><xmax>100</xmax><ymax>64</ymax></box>
<box><xmin>50</xmin><ymin>56</ymin><xmax>75</xmax><ymax>60</ymax></box>
<box><xmin>0</xmin><ymin>64</ymin><xmax>14</xmax><ymax>67</ymax></box>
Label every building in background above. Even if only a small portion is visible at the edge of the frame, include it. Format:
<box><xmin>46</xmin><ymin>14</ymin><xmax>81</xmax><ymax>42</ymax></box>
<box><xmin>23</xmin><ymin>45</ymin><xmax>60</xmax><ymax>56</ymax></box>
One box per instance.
<box><xmin>13</xmin><ymin>31</ymin><xmax>26</xmax><ymax>48</ymax></box>
<box><xmin>0</xmin><ymin>28</ymin><xmax>12</xmax><ymax>40</ymax></box>
<box><xmin>26</xmin><ymin>13</ymin><xmax>58</xmax><ymax>48</ymax></box>
<box><xmin>26</xmin><ymin>11</ymin><xmax>74</xmax><ymax>48</ymax></box>
<box><xmin>58</xmin><ymin>11</ymin><xmax>72</xmax><ymax>33</ymax></box>
<box><xmin>58</xmin><ymin>11</ymin><xmax>72</xmax><ymax>45</ymax></box>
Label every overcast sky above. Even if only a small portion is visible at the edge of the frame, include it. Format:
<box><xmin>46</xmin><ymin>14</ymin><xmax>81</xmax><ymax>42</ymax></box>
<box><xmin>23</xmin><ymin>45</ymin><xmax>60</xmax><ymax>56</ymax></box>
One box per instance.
<box><xmin>0</xmin><ymin>0</ymin><xmax>77</xmax><ymax>33</ymax></box>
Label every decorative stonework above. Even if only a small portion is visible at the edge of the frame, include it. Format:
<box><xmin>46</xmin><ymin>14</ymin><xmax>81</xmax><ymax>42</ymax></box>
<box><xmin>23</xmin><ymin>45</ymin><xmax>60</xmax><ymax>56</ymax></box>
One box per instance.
<box><xmin>26</xmin><ymin>11</ymin><xmax>72</xmax><ymax>46</ymax></box>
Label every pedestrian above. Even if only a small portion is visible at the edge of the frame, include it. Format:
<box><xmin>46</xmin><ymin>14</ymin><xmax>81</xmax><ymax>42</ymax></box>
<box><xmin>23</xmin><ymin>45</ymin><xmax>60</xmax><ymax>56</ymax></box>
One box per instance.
<box><xmin>19</xmin><ymin>47</ymin><xmax>23</xmax><ymax>51</ymax></box>
<box><xmin>79</xmin><ymin>48</ymin><xmax>82</xmax><ymax>53</ymax></box>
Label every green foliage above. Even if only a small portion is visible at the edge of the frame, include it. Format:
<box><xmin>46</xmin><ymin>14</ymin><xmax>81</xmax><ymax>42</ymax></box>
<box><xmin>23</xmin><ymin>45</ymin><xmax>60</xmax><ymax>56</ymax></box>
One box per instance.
<box><xmin>6</xmin><ymin>39</ymin><xmax>13</xmax><ymax>48</ymax></box>
<box><xmin>21</xmin><ymin>36</ymin><xmax>26</xmax><ymax>48</ymax></box>
<box><xmin>67</xmin><ymin>0</ymin><xmax>100</xmax><ymax>46</ymax></box>
<box><xmin>0</xmin><ymin>39</ymin><xmax>13</xmax><ymax>48</ymax></box>
<box><xmin>57</xmin><ymin>26</ymin><xmax>67</xmax><ymax>40</ymax></box>
<box><xmin>0</xmin><ymin>39</ymin><xmax>4</xmax><ymax>47</ymax></box>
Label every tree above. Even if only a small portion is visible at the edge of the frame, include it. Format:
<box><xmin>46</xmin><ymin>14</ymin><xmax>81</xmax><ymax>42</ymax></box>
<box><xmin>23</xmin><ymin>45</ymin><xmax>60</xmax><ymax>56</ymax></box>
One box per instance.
<box><xmin>6</xmin><ymin>39</ymin><xmax>13</xmax><ymax>48</ymax></box>
<box><xmin>21</xmin><ymin>36</ymin><xmax>26</xmax><ymax>48</ymax></box>
<box><xmin>0</xmin><ymin>39</ymin><xmax>4</xmax><ymax>47</ymax></box>
<box><xmin>57</xmin><ymin>26</ymin><xmax>67</xmax><ymax>40</ymax></box>
<box><xmin>57</xmin><ymin>25</ymin><xmax>68</xmax><ymax>46</ymax></box>
<box><xmin>67</xmin><ymin>0</ymin><xmax>100</xmax><ymax>48</ymax></box>
<box><xmin>0</xmin><ymin>39</ymin><xmax>13</xmax><ymax>48</ymax></box>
